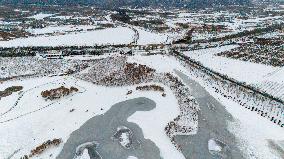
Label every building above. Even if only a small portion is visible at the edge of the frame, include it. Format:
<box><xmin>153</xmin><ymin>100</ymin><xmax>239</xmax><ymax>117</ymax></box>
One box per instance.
<box><xmin>42</xmin><ymin>50</ymin><xmax>63</xmax><ymax>59</ymax></box>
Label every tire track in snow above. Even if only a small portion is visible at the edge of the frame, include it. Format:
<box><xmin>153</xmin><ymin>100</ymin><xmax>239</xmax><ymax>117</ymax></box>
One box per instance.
<box><xmin>0</xmin><ymin>78</ymin><xmax>62</xmax><ymax>117</ymax></box>
<box><xmin>0</xmin><ymin>76</ymin><xmax>86</xmax><ymax>124</ymax></box>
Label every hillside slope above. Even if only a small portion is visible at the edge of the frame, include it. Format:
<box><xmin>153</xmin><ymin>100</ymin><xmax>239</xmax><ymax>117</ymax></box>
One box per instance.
<box><xmin>0</xmin><ymin>0</ymin><xmax>251</xmax><ymax>8</ymax></box>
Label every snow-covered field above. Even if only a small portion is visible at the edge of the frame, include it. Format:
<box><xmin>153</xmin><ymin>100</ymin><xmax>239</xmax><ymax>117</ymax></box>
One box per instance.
<box><xmin>128</xmin><ymin>54</ymin><xmax>284</xmax><ymax>159</ymax></box>
<box><xmin>0</xmin><ymin>27</ymin><xmax>134</xmax><ymax>47</ymax></box>
<box><xmin>0</xmin><ymin>25</ymin><xmax>182</xmax><ymax>47</ymax></box>
<box><xmin>134</xmin><ymin>27</ymin><xmax>179</xmax><ymax>45</ymax></box>
<box><xmin>0</xmin><ymin>75</ymin><xmax>183</xmax><ymax>159</ymax></box>
<box><xmin>27</xmin><ymin>13</ymin><xmax>54</xmax><ymax>20</ymax></box>
<box><xmin>0</xmin><ymin>57</ymin><xmax>92</xmax><ymax>79</ymax></box>
<box><xmin>183</xmin><ymin>45</ymin><xmax>284</xmax><ymax>100</ymax></box>
<box><xmin>209</xmin><ymin>87</ymin><xmax>284</xmax><ymax>159</ymax></box>
<box><xmin>254</xmin><ymin>68</ymin><xmax>284</xmax><ymax>100</ymax></box>
<box><xmin>183</xmin><ymin>45</ymin><xmax>276</xmax><ymax>84</ymax></box>
<box><xmin>136</xmin><ymin>27</ymin><xmax>169</xmax><ymax>44</ymax></box>
<box><xmin>26</xmin><ymin>25</ymin><xmax>99</xmax><ymax>35</ymax></box>
<box><xmin>128</xmin><ymin>54</ymin><xmax>187</xmax><ymax>73</ymax></box>
<box><xmin>0</xmin><ymin>5</ymin><xmax>283</xmax><ymax>159</ymax></box>
<box><xmin>0</xmin><ymin>52</ymin><xmax>283</xmax><ymax>159</ymax></box>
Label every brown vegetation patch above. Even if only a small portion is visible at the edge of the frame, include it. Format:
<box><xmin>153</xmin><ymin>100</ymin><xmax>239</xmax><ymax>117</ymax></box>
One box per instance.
<box><xmin>21</xmin><ymin>138</ymin><xmax>62</xmax><ymax>159</ymax></box>
<box><xmin>41</xmin><ymin>86</ymin><xmax>78</xmax><ymax>100</ymax></box>
<box><xmin>217</xmin><ymin>43</ymin><xmax>284</xmax><ymax>67</ymax></box>
<box><xmin>99</xmin><ymin>62</ymin><xmax>156</xmax><ymax>85</ymax></box>
<box><xmin>136</xmin><ymin>84</ymin><xmax>165</xmax><ymax>92</ymax></box>
<box><xmin>0</xmin><ymin>86</ymin><xmax>23</xmax><ymax>98</ymax></box>
<box><xmin>123</xmin><ymin>62</ymin><xmax>156</xmax><ymax>82</ymax></box>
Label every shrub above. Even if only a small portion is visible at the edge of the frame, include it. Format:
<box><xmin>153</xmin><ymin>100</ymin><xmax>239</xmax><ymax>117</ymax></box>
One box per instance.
<box><xmin>41</xmin><ymin>86</ymin><xmax>78</xmax><ymax>100</ymax></box>
<box><xmin>136</xmin><ymin>85</ymin><xmax>165</xmax><ymax>92</ymax></box>
<box><xmin>0</xmin><ymin>86</ymin><xmax>23</xmax><ymax>98</ymax></box>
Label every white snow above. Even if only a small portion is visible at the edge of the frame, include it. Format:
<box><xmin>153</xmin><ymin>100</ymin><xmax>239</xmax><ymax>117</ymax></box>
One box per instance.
<box><xmin>208</xmin><ymin>139</ymin><xmax>222</xmax><ymax>152</ymax></box>
<box><xmin>210</xmin><ymin>90</ymin><xmax>284</xmax><ymax>159</ymax></box>
<box><xmin>64</xmin><ymin>54</ymin><xmax>118</xmax><ymax>60</ymax></box>
<box><xmin>26</xmin><ymin>25</ymin><xmax>98</xmax><ymax>35</ymax></box>
<box><xmin>0</xmin><ymin>76</ymin><xmax>183</xmax><ymax>159</ymax></box>
<box><xmin>127</xmin><ymin>156</ymin><xmax>138</xmax><ymax>159</ymax></box>
<box><xmin>50</xmin><ymin>16</ymin><xmax>72</xmax><ymax>20</ymax></box>
<box><xmin>255</xmin><ymin>67</ymin><xmax>284</xmax><ymax>100</ymax></box>
<box><xmin>1</xmin><ymin>51</ymin><xmax>283</xmax><ymax>159</ymax></box>
<box><xmin>74</xmin><ymin>149</ymin><xmax>90</xmax><ymax>159</ymax></box>
<box><xmin>132</xmin><ymin>26</ymin><xmax>180</xmax><ymax>45</ymax></box>
<box><xmin>177</xmin><ymin>60</ymin><xmax>284</xmax><ymax>159</ymax></box>
<box><xmin>120</xmin><ymin>132</ymin><xmax>131</xmax><ymax>148</ymax></box>
<box><xmin>128</xmin><ymin>82</ymin><xmax>185</xmax><ymax>159</ymax></box>
<box><xmin>27</xmin><ymin>13</ymin><xmax>53</xmax><ymax>20</ymax></box>
<box><xmin>128</xmin><ymin>54</ymin><xmax>284</xmax><ymax>159</ymax></box>
<box><xmin>0</xmin><ymin>27</ymin><xmax>134</xmax><ymax>47</ymax></box>
<box><xmin>127</xmin><ymin>54</ymin><xmax>187</xmax><ymax>73</ymax></box>
<box><xmin>183</xmin><ymin>45</ymin><xmax>284</xmax><ymax>100</ymax></box>
<box><xmin>135</xmin><ymin>27</ymin><xmax>169</xmax><ymax>45</ymax></box>
<box><xmin>183</xmin><ymin>45</ymin><xmax>280</xmax><ymax>84</ymax></box>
